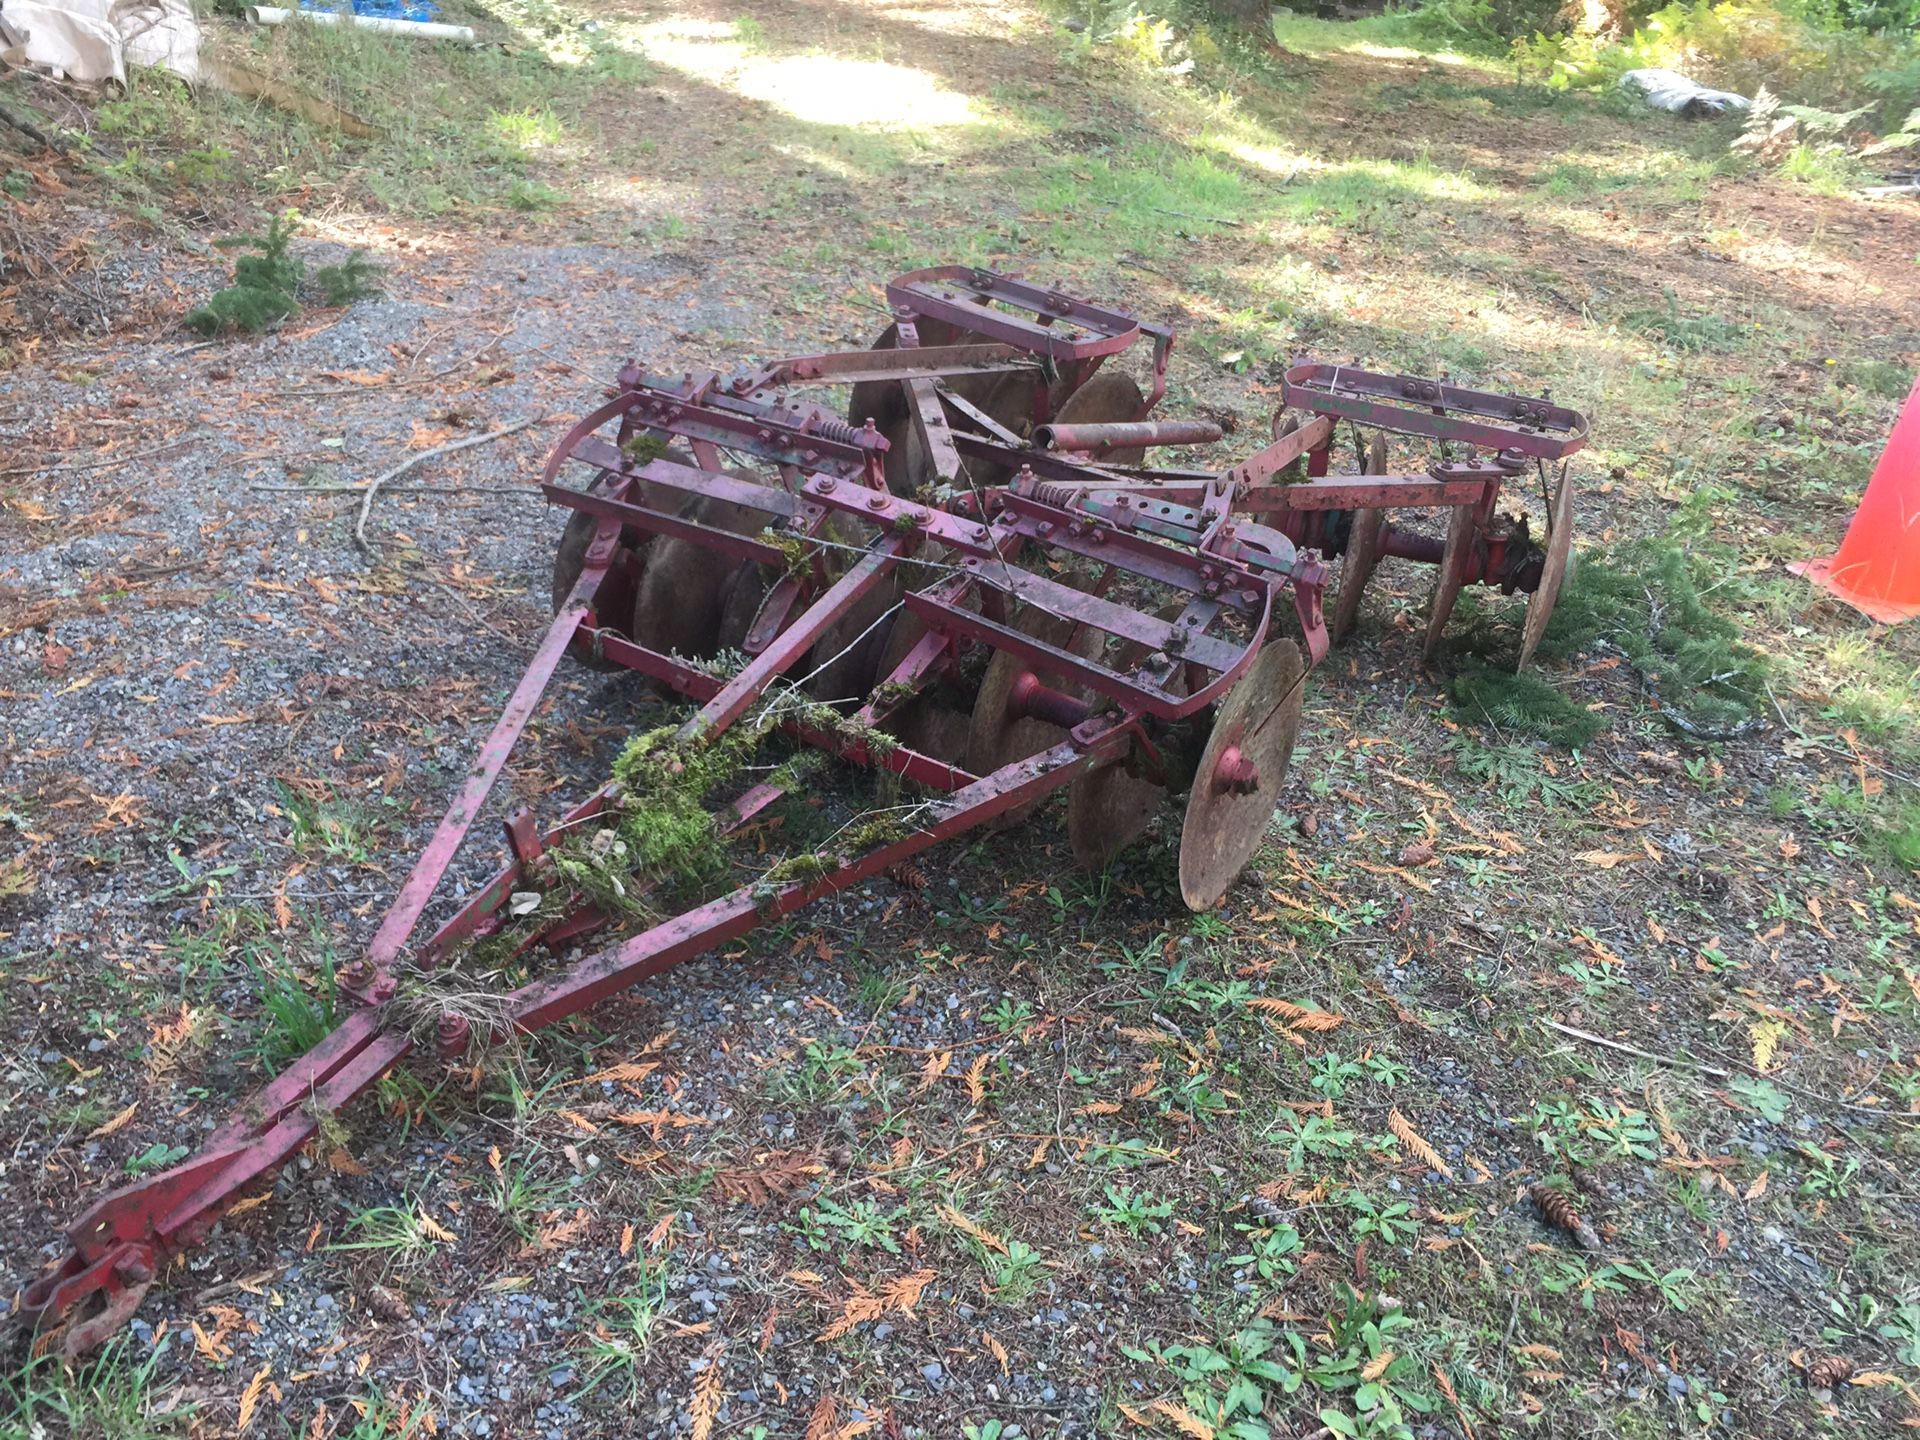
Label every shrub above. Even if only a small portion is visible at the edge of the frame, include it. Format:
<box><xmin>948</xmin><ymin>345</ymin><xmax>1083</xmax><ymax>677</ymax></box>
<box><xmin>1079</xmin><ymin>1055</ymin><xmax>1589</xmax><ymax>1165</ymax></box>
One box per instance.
<box><xmin>1512</xmin><ymin>0</ymin><xmax>1920</xmax><ymax>128</ymax></box>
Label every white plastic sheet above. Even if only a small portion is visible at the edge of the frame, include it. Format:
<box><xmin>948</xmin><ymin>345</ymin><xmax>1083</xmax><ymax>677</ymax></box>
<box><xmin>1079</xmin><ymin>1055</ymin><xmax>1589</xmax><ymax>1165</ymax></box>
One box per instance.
<box><xmin>2</xmin><ymin>0</ymin><xmax>199</xmax><ymax>85</ymax></box>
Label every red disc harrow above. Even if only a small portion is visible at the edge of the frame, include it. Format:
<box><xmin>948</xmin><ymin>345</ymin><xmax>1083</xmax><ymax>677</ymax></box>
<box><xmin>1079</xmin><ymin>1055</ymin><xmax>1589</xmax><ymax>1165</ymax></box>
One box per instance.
<box><xmin>20</xmin><ymin>265</ymin><xmax>1588</xmax><ymax>1352</ymax></box>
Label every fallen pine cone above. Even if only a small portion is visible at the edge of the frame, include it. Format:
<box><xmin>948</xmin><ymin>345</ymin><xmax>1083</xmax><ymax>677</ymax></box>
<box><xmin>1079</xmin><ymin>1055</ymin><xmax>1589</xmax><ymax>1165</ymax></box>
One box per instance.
<box><xmin>1528</xmin><ymin>1183</ymin><xmax>1602</xmax><ymax>1252</ymax></box>
<box><xmin>1807</xmin><ymin>1355</ymin><xmax>1854</xmax><ymax>1390</ymax></box>
<box><xmin>365</xmin><ymin>1283</ymin><xmax>412</xmax><ymax>1323</ymax></box>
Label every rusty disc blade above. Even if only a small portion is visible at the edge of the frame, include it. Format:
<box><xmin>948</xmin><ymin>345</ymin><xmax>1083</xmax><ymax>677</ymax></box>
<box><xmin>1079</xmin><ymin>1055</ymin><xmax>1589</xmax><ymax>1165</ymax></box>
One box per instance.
<box><xmin>1178</xmin><ymin>638</ymin><xmax>1305</xmax><ymax>911</ymax></box>
<box><xmin>715</xmin><ymin>560</ymin><xmax>770</xmax><ymax>654</ymax></box>
<box><xmin>552</xmin><ymin>444</ymin><xmax>696</xmax><ymax>614</ymax></box>
<box><xmin>806</xmin><ymin>570</ymin><xmax>903</xmax><ymax>705</ymax></box>
<box><xmin>1420</xmin><ymin>501</ymin><xmax>1476</xmax><ymax>662</ymax></box>
<box><xmin>1516</xmin><ymin>466</ymin><xmax>1574</xmax><ymax>671</ymax></box>
<box><xmin>873</xmin><ymin>611</ymin><xmax>971</xmax><ymax>767</ymax></box>
<box><xmin>1332</xmin><ymin>433</ymin><xmax>1388</xmax><ymax>645</ymax></box>
<box><xmin>966</xmin><ymin>602</ymin><xmax>1103</xmax><ymax>831</ymax></box>
<box><xmin>1067</xmin><ymin>607</ymin><xmax>1189</xmax><ymax>871</ymax></box>
<box><xmin>630</xmin><ymin>468</ymin><xmax>768</xmax><ymax>663</ymax></box>
<box><xmin>846</xmin><ymin>323</ymin><xmax>902</xmax><ymax>432</ymax></box>
<box><xmin>553</xmin><ymin>451</ymin><xmax>695</xmax><ymax>671</ymax></box>
<box><xmin>550</xmin><ymin>511</ymin><xmax>627</xmax><ymax>672</ymax></box>
<box><xmin>847</xmin><ymin>321</ymin><xmax>973</xmax><ymax>430</ymax></box>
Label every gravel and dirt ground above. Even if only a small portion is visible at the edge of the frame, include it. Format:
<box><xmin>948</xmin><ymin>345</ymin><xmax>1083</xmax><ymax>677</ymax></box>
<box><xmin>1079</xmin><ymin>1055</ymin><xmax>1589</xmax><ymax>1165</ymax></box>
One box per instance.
<box><xmin>3</xmin><ymin>2</ymin><xmax>1920</xmax><ymax>1438</ymax></box>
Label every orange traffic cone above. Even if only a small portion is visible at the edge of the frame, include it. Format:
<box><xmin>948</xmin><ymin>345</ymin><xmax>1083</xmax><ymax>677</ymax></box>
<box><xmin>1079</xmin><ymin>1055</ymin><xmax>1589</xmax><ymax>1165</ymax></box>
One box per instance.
<box><xmin>1790</xmin><ymin>375</ymin><xmax>1920</xmax><ymax>624</ymax></box>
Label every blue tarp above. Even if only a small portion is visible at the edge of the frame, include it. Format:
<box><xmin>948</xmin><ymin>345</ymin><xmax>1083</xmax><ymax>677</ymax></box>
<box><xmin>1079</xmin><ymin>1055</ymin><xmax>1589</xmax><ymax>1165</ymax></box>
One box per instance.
<box><xmin>297</xmin><ymin>0</ymin><xmax>441</xmax><ymax>21</ymax></box>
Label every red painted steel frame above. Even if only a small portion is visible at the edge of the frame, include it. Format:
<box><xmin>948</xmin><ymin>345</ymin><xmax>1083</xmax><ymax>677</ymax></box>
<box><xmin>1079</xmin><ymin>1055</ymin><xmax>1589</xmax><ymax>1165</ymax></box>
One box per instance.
<box><xmin>24</xmin><ymin>263</ymin><xmax>1585</xmax><ymax>1353</ymax></box>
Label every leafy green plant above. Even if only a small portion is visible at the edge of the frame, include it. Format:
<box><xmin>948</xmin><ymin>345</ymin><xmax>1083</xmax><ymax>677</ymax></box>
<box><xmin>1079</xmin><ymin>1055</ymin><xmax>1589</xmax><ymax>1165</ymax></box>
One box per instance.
<box><xmin>1125</xmin><ymin>1318</ymin><xmax>1306</xmax><ymax>1435</ymax></box>
<box><xmin>1559</xmin><ymin>956</ymin><xmax>1627</xmax><ymax>997</ymax></box>
<box><xmin>1307</xmin><ymin>1052</ymin><xmax>1365</xmax><ymax>1099</ymax></box>
<box><xmin>1586</xmin><ymin>1101</ymin><xmax>1661</xmax><ymax>1161</ymax></box>
<box><xmin>126</xmin><ymin>1141</ymin><xmax>190</xmax><ymax>1176</ymax></box>
<box><xmin>1347</xmin><ymin>1192</ymin><xmax>1417</xmax><ymax>1244</ymax></box>
<box><xmin>791</xmin><ymin>1195</ymin><xmax>905</xmax><ymax>1253</ymax></box>
<box><xmin>986</xmin><ymin>996</ymin><xmax>1035</xmax><ymax>1033</ymax></box>
<box><xmin>798</xmin><ymin>1041</ymin><xmax>864</xmax><ymax>1094</ymax></box>
<box><xmin>1878</xmin><ymin>1298</ymin><xmax>1920</xmax><ymax>1367</ymax></box>
<box><xmin>1230</xmin><ymin>1221</ymin><xmax>1304</xmax><ymax>1282</ymax></box>
<box><xmin>1277</xmin><ymin>1111</ymin><xmax>1357</xmax><ymax>1172</ymax></box>
<box><xmin>1729</xmin><ymin>1074</ymin><xmax>1792</xmax><ymax>1123</ymax></box>
<box><xmin>985</xmin><ymin>1238</ymin><xmax>1046</xmax><ymax>1303</ymax></box>
<box><xmin>1796</xmin><ymin>1145</ymin><xmax>1860</xmax><ymax>1199</ymax></box>
<box><xmin>1091</xmin><ymin>1184</ymin><xmax>1176</xmax><ymax>1237</ymax></box>
<box><xmin>1308</xmin><ymin>1288</ymin><xmax>1444</xmax><ymax>1437</ymax></box>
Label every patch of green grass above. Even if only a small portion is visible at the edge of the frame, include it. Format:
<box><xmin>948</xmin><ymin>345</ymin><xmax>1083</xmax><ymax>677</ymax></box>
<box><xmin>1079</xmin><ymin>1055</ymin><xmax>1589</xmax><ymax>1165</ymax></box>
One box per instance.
<box><xmin>488</xmin><ymin>104</ymin><xmax>565</xmax><ymax>154</ymax></box>
<box><xmin>5</xmin><ymin>1337</ymin><xmax>193</xmax><ymax>1438</ymax></box>
<box><xmin>339</xmin><ymin>1386</ymin><xmax>433</xmax><ymax>1439</ymax></box>
<box><xmin>490</xmin><ymin>1158</ymin><xmax>571</xmax><ymax>1242</ymax></box>
<box><xmin>1529</xmin><ymin>538</ymin><xmax>1771</xmax><ymax>738</ymax></box>
<box><xmin>576</xmin><ymin>1262</ymin><xmax>673</xmax><ymax>1397</ymax></box>
<box><xmin>79</xmin><ymin>1</ymin><xmax>654</xmax><ymax>219</ymax></box>
<box><xmin>331</xmin><ymin>1202</ymin><xmax>452</xmax><ymax>1264</ymax></box>
<box><xmin>1779</xmin><ymin>141</ymin><xmax>1862</xmax><ymax>195</ymax></box>
<box><xmin>278</xmin><ymin>781</ymin><xmax>380</xmax><ymax>863</ymax></box>
<box><xmin>1837</xmin><ymin>359</ymin><xmax>1914</xmax><ymax>400</ymax></box>
<box><xmin>506</xmin><ymin>178</ymin><xmax>568</xmax><ymax>213</ymax></box>
<box><xmin>247</xmin><ymin>939</ymin><xmax>338</xmax><ymax>1074</ymax></box>
<box><xmin>1267</xmin><ymin>7</ymin><xmax>1508</xmax><ymax>71</ymax></box>
<box><xmin>1620</xmin><ymin>286</ymin><xmax>1748</xmax><ymax>352</ymax></box>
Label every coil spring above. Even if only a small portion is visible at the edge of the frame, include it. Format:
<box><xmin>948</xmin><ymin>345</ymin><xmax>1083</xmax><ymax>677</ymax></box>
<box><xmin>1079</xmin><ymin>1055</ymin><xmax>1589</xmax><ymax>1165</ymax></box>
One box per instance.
<box><xmin>809</xmin><ymin>417</ymin><xmax>864</xmax><ymax>446</ymax></box>
<box><xmin>1031</xmin><ymin>481</ymin><xmax>1083</xmax><ymax>508</ymax></box>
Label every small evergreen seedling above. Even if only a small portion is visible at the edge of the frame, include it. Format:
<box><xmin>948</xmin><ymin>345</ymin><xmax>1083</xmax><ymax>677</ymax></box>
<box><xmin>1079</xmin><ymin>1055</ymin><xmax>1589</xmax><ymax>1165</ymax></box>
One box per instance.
<box><xmin>187</xmin><ymin>211</ymin><xmax>302</xmax><ymax>336</ymax></box>
<box><xmin>186</xmin><ymin>210</ymin><xmax>383</xmax><ymax>337</ymax></box>
<box><xmin>312</xmin><ymin>250</ymin><xmax>384</xmax><ymax>307</ymax></box>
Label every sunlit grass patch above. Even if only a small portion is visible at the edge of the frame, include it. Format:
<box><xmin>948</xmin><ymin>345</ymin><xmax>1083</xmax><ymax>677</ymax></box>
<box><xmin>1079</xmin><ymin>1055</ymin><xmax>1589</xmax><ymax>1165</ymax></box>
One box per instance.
<box><xmin>1267</xmin><ymin>8</ymin><xmax>1508</xmax><ymax>73</ymax></box>
<box><xmin>488</xmin><ymin>104</ymin><xmax>565</xmax><ymax>155</ymax></box>
<box><xmin>1024</xmin><ymin>146</ymin><xmax>1253</xmax><ymax>257</ymax></box>
<box><xmin>633</xmin><ymin>17</ymin><xmax>983</xmax><ymax>131</ymax></box>
<box><xmin>1279</xmin><ymin>153</ymin><xmax>1496</xmax><ymax>224</ymax></box>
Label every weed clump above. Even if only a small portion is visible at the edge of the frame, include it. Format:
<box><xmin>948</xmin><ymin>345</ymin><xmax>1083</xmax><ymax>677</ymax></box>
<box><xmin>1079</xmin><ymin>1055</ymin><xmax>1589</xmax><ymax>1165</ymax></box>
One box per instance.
<box><xmin>1539</xmin><ymin>540</ymin><xmax>1769</xmax><ymax>739</ymax></box>
<box><xmin>187</xmin><ymin>210</ymin><xmax>383</xmax><ymax>337</ymax></box>
<box><xmin>1448</xmin><ymin>538</ymin><xmax>1769</xmax><ymax>744</ymax></box>
<box><xmin>1447</xmin><ymin>663</ymin><xmax>1606</xmax><ymax>748</ymax></box>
